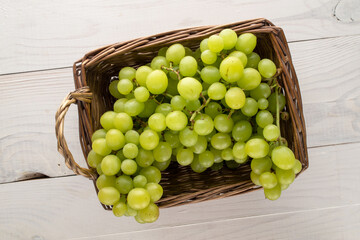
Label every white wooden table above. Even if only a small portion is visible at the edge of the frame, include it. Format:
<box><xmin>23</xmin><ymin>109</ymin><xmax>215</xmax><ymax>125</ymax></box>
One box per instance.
<box><xmin>1</xmin><ymin>0</ymin><xmax>360</xmax><ymax>239</ymax></box>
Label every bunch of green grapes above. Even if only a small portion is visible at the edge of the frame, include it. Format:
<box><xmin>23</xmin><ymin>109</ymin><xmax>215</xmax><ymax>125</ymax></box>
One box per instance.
<box><xmin>87</xmin><ymin>29</ymin><xmax>302</xmax><ymax>224</ymax></box>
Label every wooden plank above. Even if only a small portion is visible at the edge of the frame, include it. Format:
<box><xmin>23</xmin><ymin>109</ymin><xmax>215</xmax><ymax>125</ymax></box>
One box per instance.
<box><xmin>0</xmin><ymin>142</ymin><xmax>359</xmax><ymax>239</ymax></box>
<box><xmin>0</xmin><ymin>0</ymin><xmax>359</xmax><ymax>74</ymax></box>
<box><xmin>0</xmin><ymin>35</ymin><xmax>360</xmax><ymax>183</ymax></box>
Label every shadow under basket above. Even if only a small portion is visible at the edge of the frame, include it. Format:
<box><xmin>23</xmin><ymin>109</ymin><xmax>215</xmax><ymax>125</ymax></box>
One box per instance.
<box><xmin>55</xmin><ymin>18</ymin><xmax>308</xmax><ymax>210</ymax></box>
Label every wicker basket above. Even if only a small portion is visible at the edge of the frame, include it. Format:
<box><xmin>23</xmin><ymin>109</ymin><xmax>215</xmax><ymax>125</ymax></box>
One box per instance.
<box><xmin>55</xmin><ymin>18</ymin><xmax>308</xmax><ymax>210</ymax></box>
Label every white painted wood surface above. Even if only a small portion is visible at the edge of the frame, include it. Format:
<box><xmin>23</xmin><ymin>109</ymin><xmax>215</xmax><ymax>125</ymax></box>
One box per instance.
<box><xmin>0</xmin><ymin>0</ymin><xmax>360</xmax><ymax>239</ymax></box>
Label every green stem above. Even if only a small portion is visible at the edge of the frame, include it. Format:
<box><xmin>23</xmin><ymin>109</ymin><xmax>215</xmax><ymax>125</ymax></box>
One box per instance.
<box><xmin>190</xmin><ymin>97</ymin><xmax>211</xmax><ymax>122</ymax></box>
<box><xmin>164</xmin><ymin>93</ymin><xmax>174</xmax><ymax>98</ymax></box>
<box><xmin>161</xmin><ymin>65</ymin><xmax>181</xmax><ymax>81</ymax></box>
<box><xmin>227</xmin><ymin>109</ymin><xmax>235</xmax><ymax>119</ymax></box>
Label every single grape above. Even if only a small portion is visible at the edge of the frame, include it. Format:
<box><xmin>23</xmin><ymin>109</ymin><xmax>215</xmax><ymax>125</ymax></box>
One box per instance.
<box><xmin>112</xmin><ymin>201</ymin><xmax>127</xmax><ymax>217</ymax></box>
<box><xmin>114</xmin><ymin>112</ymin><xmax>133</xmax><ymax>133</ymax></box>
<box><xmin>219</xmin><ymin>56</ymin><xmax>244</xmax><ymax>83</ymax></box>
<box><xmin>140</xmin><ymin>166</ymin><xmax>161</xmax><ymax>183</ymax></box>
<box><xmin>152</xmin><ymin>158</ymin><xmax>171</xmax><ymax>171</ymax></box>
<box><xmin>250</xmin><ymin>171</ymin><xmax>261</xmax><ymax>186</ymax></box>
<box><xmin>194</xmin><ymin>114</ymin><xmax>214</xmax><ymax>136</ymax></box>
<box><xmin>241</xmin><ymin>98</ymin><xmax>259</xmax><ymax>117</ymax></box>
<box><xmin>189</xmin><ymin>136</ymin><xmax>207</xmax><ymax>154</ymax></box>
<box><xmin>116</xmin><ymin>150</ymin><xmax>126</xmax><ymax>161</ymax></box>
<box><xmin>225</xmin><ymin>160</ymin><xmax>241</xmax><ymax>169</ymax></box>
<box><xmin>120</xmin><ymin>159</ymin><xmax>137</xmax><ymax>175</ymax></box>
<box><xmin>138</xmin><ymin>202</ymin><xmax>159</xmax><ymax>223</ymax></box>
<box><xmin>109</xmin><ymin>80</ymin><xmax>123</xmax><ymax>99</ymax></box>
<box><xmin>232</xmin><ymin>142</ymin><xmax>247</xmax><ymax>160</ymax></box>
<box><xmin>205</xmin><ymin>102</ymin><xmax>222</xmax><ymax>119</ymax></box>
<box><xmin>237</xmin><ymin>68</ymin><xmax>261</xmax><ymax>90</ymax></box>
<box><xmin>258</xmin><ymin>59</ymin><xmax>276</xmax><ymax>78</ymax></box>
<box><xmin>221</xmin><ymin>148</ymin><xmax>234</xmax><ymax>161</ymax></box>
<box><xmin>100</xmin><ymin>111</ymin><xmax>117</xmax><ymax>130</ymax></box>
<box><xmin>185</xmin><ymin>47</ymin><xmax>194</xmax><ymax>56</ymax></box>
<box><xmin>200</xmin><ymin>66</ymin><xmax>221</xmax><ymax>84</ymax></box>
<box><xmin>264</xmin><ymin>184</ymin><xmax>281</xmax><ymax>200</ymax></box>
<box><xmin>106</xmin><ymin>129</ymin><xmax>126</xmax><ymax>150</ymax></box>
<box><xmin>87</xmin><ymin>150</ymin><xmax>103</xmax><ymax>168</ymax></box>
<box><xmin>271</xmin><ymin>146</ymin><xmax>296</xmax><ymax>170</ymax></box>
<box><xmin>127</xmin><ymin>188</ymin><xmax>151</xmax><ymax>210</ymax></box>
<box><xmin>125</xmin><ymin>130</ymin><xmax>139</xmax><ymax>145</ymax></box>
<box><xmin>245</xmin><ymin>138</ymin><xmax>269</xmax><ymax>158</ymax></box>
<box><xmin>256</xmin><ymin>110</ymin><xmax>274</xmax><ymax>128</ymax></box>
<box><xmin>210</xmin><ymin>147</ymin><xmax>223</xmax><ymax>163</ymax></box>
<box><xmin>292</xmin><ymin>159</ymin><xmax>302</xmax><ymax>174</ymax></box>
<box><xmin>138</xmin><ymin>100</ymin><xmax>157</xmax><ymax>118</ymax></box>
<box><xmin>166</xmin><ymin>43</ymin><xmax>185</xmax><ymax>65</ymax></box>
<box><xmin>122</xmin><ymin>143</ymin><xmax>138</xmax><ymax>159</ymax></box>
<box><xmin>208</xmin><ymin>35</ymin><xmax>224</xmax><ymax>53</ymax></box>
<box><xmin>214</xmin><ymin>114</ymin><xmax>234</xmax><ymax>133</ymax></box>
<box><xmin>267</xmin><ymin>92</ymin><xmax>286</xmax><ymax>114</ymax></box>
<box><xmin>119</xmin><ymin>67</ymin><xmax>136</xmax><ymax>80</ymax></box>
<box><xmin>234</xmin><ymin>156</ymin><xmax>248</xmax><ymax>164</ymax></box>
<box><xmin>177</xmin><ymin>77</ymin><xmax>203</xmax><ymax>101</ymax></box>
<box><xmin>96</xmin><ymin>164</ymin><xmax>103</xmax><ymax>175</ymax></box>
<box><xmin>124</xmin><ymin>99</ymin><xmax>145</xmax><ymax>117</ymax></box>
<box><xmin>250</xmin><ymin>83</ymin><xmax>271</xmax><ymax>100</ymax></box>
<box><xmin>276</xmin><ymin>167</ymin><xmax>295</xmax><ymax>185</ymax></box>
<box><xmin>139</xmin><ymin>129</ymin><xmax>159</xmax><ymax>150</ymax></box>
<box><xmin>148</xmin><ymin>113</ymin><xmax>166</xmax><ymax>132</ymax></box>
<box><xmin>164</xmin><ymin>131</ymin><xmax>181</xmax><ymax>148</ymax></box>
<box><xmin>228</xmin><ymin>51</ymin><xmax>248</xmax><ymax>67</ymax></box>
<box><xmin>191</xmin><ymin>155</ymin><xmax>207</xmax><ymax>173</ymax></box>
<box><xmin>136</xmin><ymin>66</ymin><xmax>153</xmax><ymax>86</ymax></box>
<box><xmin>177</xmin><ymin>148</ymin><xmax>194</xmax><ymax>166</ymax></box>
<box><xmin>96</xmin><ymin>174</ymin><xmax>116</xmax><ymax>189</ymax></box>
<box><xmin>133</xmin><ymin>175</ymin><xmax>147</xmax><ymax>188</ymax></box>
<box><xmin>92</xmin><ymin>138</ymin><xmax>112</xmax><ymax>156</ymax></box>
<box><xmin>117</xmin><ymin>79</ymin><xmax>133</xmax><ymax>95</ymax></box>
<box><xmin>145</xmin><ymin>183</ymin><xmax>163</xmax><ymax>202</ymax></box>
<box><xmin>281</xmin><ymin>184</ymin><xmax>289</xmax><ymax>190</ymax></box>
<box><xmin>158</xmin><ymin>47</ymin><xmax>168</xmax><ymax>56</ymax></box>
<box><xmin>185</xmin><ymin>99</ymin><xmax>201</xmax><ymax>111</ymax></box>
<box><xmin>211</xmin><ymin>132</ymin><xmax>232</xmax><ymax>150</ymax></box>
<box><xmin>151</xmin><ymin>56</ymin><xmax>170</xmax><ymax>71</ymax></box>
<box><xmin>91</xmin><ymin>129</ymin><xmax>107</xmax><ymax>142</ymax></box>
<box><xmin>199</xmin><ymin>151</ymin><xmax>215</xmax><ymax>168</ymax></box>
<box><xmin>251</xmin><ymin>157</ymin><xmax>272</xmax><ymax>175</ymax></box>
<box><xmin>134</xmin><ymin>86</ymin><xmax>150</xmax><ymax>103</ymax></box>
<box><xmin>136</xmin><ymin>148</ymin><xmax>155</xmax><ymax>168</ymax></box>
<box><xmin>259</xmin><ymin>172</ymin><xmax>277</xmax><ymax>189</ymax></box>
<box><xmin>257</xmin><ymin>98</ymin><xmax>269</xmax><ymax>110</ymax></box>
<box><xmin>200</xmin><ymin>38</ymin><xmax>209</xmax><ymax>52</ymax></box>
<box><xmin>263</xmin><ymin>124</ymin><xmax>280</xmax><ymax>141</ymax></box>
<box><xmin>207</xmin><ymin>82</ymin><xmax>227</xmax><ymax>100</ymax></box>
<box><xmin>146</xmin><ymin>70</ymin><xmax>168</xmax><ymax>94</ymax></box>
<box><xmin>115</xmin><ymin>175</ymin><xmax>133</xmax><ymax>194</ymax></box>
<box><xmin>246</xmin><ymin>52</ymin><xmax>261</xmax><ymax>69</ymax></box>
<box><xmin>225</xmin><ymin>87</ymin><xmax>246</xmax><ymax>109</ymax></box>
<box><xmin>211</xmin><ymin>162</ymin><xmax>224</xmax><ymax>171</ymax></box>
<box><xmin>165</xmin><ymin>110</ymin><xmax>188</xmax><ymax>131</ymax></box>
<box><xmin>170</xmin><ymin>95</ymin><xmax>186</xmax><ymax>110</ymax></box>
<box><xmin>153</xmin><ymin>142</ymin><xmax>172</xmax><ymax>162</ymax></box>
<box><xmin>179</xmin><ymin>127</ymin><xmax>198</xmax><ymax>147</ymax></box>
<box><xmin>231</xmin><ymin>111</ymin><xmax>248</xmax><ymax>122</ymax></box>
<box><xmin>219</xmin><ymin>29</ymin><xmax>237</xmax><ymax>50</ymax></box>
<box><xmin>235</xmin><ymin>33</ymin><xmax>257</xmax><ymax>54</ymax></box>
<box><xmin>155</xmin><ymin>103</ymin><xmax>173</xmax><ymax>116</ymax></box>
<box><xmin>98</xmin><ymin>187</ymin><xmax>120</xmax><ymax>205</ymax></box>
<box><xmin>179</xmin><ymin>56</ymin><xmax>198</xmax><ymax>77</ymax></box>
<box><xmin>167</xmin><ymin>78</ymin><xmax>180</xmax><ymax>96</ymax></box>
<box><xmin>114</xmin><ymin>98</ymin><xmax>128</xmax><ymax>113</ymax></box>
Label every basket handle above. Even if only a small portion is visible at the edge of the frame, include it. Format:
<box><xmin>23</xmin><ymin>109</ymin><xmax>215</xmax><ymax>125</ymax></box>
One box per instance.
<box><xmin>55</xmin><ymin>86</ymin><xmax>97</xmax><ymax>180</ymax></box>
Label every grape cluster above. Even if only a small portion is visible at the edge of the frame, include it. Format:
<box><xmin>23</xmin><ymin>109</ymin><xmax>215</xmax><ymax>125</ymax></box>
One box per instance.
<box><xmin>87</xmin><ymin>29</ymin><xmax>302</xmax><ymax>224</ymax></box>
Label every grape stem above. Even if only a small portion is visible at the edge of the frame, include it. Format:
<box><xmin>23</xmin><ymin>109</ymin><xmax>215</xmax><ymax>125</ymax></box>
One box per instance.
<box><xmin>164</xmin><ymin>93</ymin><xmax>174</xmax><ymax>98</ymax></box>
<box><xmin>189</xmin><ymin>96</ymin><xmax>211</xmax><ymax>122</ymax></box>
<box><xmin>161</xmin><ymin>65</ymin><xmax>181</xmax><ymax>81</ymax></box>
<box><xmin>227</xmin><ymin>109</ymin><xmax>235</xmax><ymax>119</ymax></box>
<box><xmin>150</xmin><ymin>95</ymin><xmax>161</xmax><ymax>105</ymax></box>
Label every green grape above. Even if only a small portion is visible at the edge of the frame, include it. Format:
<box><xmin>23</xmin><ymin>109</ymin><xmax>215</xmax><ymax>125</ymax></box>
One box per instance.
<box><xmin>228</xmin><ymin>51</ymin><xmax>247</xmax><ymax>67</ymax></box>
<box><xmin>138</xmin><ymin>100</ymin><xmax>157</xmax><ymax>118</ymax></box>
<box><xmin>134</xmin><ymin>214</ymin><xmax>146</xmax><ymax>223</ymax></box>
<box><xmin>125</xmin><ymin>130</ymin><xmax>139</xmax><ymax>145</ymax></box>
<box><xmin>208</xmin><ymin>35</ymin><xmax>224</xmax><ymax>53</ymax></box>
<box><xmin>234</xmin><ymin>156</ymin><xmax>248</xmax><ymax>164</ymax></box>
<box><xmin>194</xmin><ymin>48</ymin><xmax>201</xmax><ymax>60</ymax></box>
<box><xmin>151</xmin><ymin>56</ymin><xmax>170</xmax><ymax>71</ymax></box>
<box><xmin>167</xmin><ymin>78</ymin><xmax>180</xmax><ymax>96</ymax></box>
<box><xmin>276</xmin><ymin>167</ymin><xmax>295</xmax><ymax>185</ymax></box>
<box><xmin>177</xmin><ymin>77</ymin><xmax>202</xmax><ymax>100</ymax></box>
<box><xmin>221</xmin><ymin>148</ymin><xmax>234</xmax><ymax>161</ymax></box>
<box><xmin>123</xmin><ymin>143</ymin><xmax>138</xmax><ymax>159</ymax></box>
<box><xmin>87</xmin><ymin>150</ymin><xmax>103</xmax><ymax>168</ymax></box>
<box><xmin>114</xmin><ymin>98</ymin><xmax>128</xmax><ymax>113</ymax></box>
<box><xmin>96</xmin><ymin>164</ymin><xmax>103</xmax><ymax>175</ymax></box>
<box><xmin>257</xmin><ymin>98</ymin><xmax>269</xmax><ymax>110</ymax></box>
<box><xmin>138</xmin><ymin>202</ymin><xmax>159</xmax><ymax>223</ymax></box>
<box><xmin>166</xmin><ymin>43</ymin><xmax>185</xmax><ymax>65</ymax></box>
<box><xmin>114</xmin><ymin>112</ymin><xmax>133</xmax><ymax>133</ymax></box>
<box><xmin>250</xmin><ymin>83</ymin><xmax>271</xmax><ymax>100</ymax></box>
<box><xmin>211</xmin><ymin>162</ymin><xmax>223</xmax><ymax>171</ymax></box>
<box><xmin>251</xmin><ymin>157</ymin><xmax>272</xmax><ymax>175</ymax></box>
<box><xmin>205</xmin><ymin>129</ymin><xmax>217</xmax><ymax>142</ymax></box>
<box><xmin>200</xmin><ymin>38</ymin><xmax>209</xmax><ymax>52</ymax></box>
<box><xmin>207</xmin><ymin>82</ymin><xmax>227</xmax><ymax>100</ymax></box>
<box><xmin>136</xmin><ymin>66</ymin><xmax>153</xmax><ymax>86</ymax></box>
<box><xmin>245</xmin><ymin>138</ymin><xmax>269</xmax><ymax>158</ymax></box>
<box><xmin>264</xmin><ymin>184</ymin><xmax>281</xmax><ymax>200</ymax></box>
<box><xmin>219</xmin><ymin>29</ymin><xmax>237</xmax><ymax>50</ymax></box>
<box><xmin>185</xmin><ymin>99</ymin><xmax>201</xmax><ymax>111</ymax></box>
<box><xmin>185</xmin><ymin>47</ymin><xmax>194</xmax><ymax>56</ymax></box>
<box><xmin>199</xmin><ymin>151</ymin><xmax>215</xmax><ymax>168</ymax></box>
<box><xmin>91</xmin><ymin>129</ymin><xmax>107</xmax><ymax>142</ymax></box>
<box><xmin>168</xmin><ymin>66</ymin><xmax>180</xmax><ymax>81</ymax></box>
<box><xmin>115</xmin><ymin>175</ymin><xmax>133</xmax><ymax>194</ymax></box>
<box><xmin>98</xmin><ymin>187</ymin><xmax>120</xmax><ymax>205</ymax></box>
<box><xmin>232</xmin><ymin>142</ymin><xmax>247</xmax><ymax>160</ymax></box>
<box><xmin>125</xmin><ymin>204</ymin><xmax>138</xmax><ymax>217</ymax></box>
<box><xmin>101</xmin><ymin>155</ymin><xmax>121</xmax><ymax>176</ymax></box>
<box><xmin>152</xmin><ymin>159</ymin><xmax>171</xmax><ymax>171</ymax></box>
<box><xmin>219</xmin><ymin>56</ymin><xmax>244</xmax><ymax>83</ymax></box>
<box><xmin>134</xmin><ymin>87</ymin><xmax>150</xmax><ymax>103</ymax></box>
<box><xmin>121</xmin><ymin>159</ymin><xmax>137</xmax><ymax>175</ymax></box>
<box><xmin>194</xmin><ymin>114</ymin><xmax>214</xmax><ymax>136</ymax></box>
<box><xmin>116</xmin><ymin>150</ymin><xmax>126</xmax><ymax>161</ymax></box>
<box><xmin>117</xmin><ymin>79</ymin><xmax>133</xmax><ymax>95</ymax></box>
<box><xmin>155</xmin><ymin>103</ymin><xmax>173</xmax><ymax>116</ymax></box>
<box><xmin>235</xmin><ymin>33</ymin><xmax>257</xmax><ymax>55</ymax></box>
<box><xmin>109</xmin><ymin>80</ymin><xmax>123</xmax><ymax>99</ymax></box>
<box><xmin>214</xmin><ymin>114</ymin><xmax>234</xmax><ymax>133</ymax></box>
<box><xmin>231</xmin><ymin>111</ymin><xmax>248</xmax><ymax>122</ymax></box>
<box><xmin>145</xmin><ymin>183</ymin><xmax>163</xmax><ymax>202</ymax></box>
<box><xmin>267</xmin><ymin>92</ymin><xmax>286</xmax><ymax>114</ymax></box>
<box><xmin>225</xmin><ymin>87</ymin><xmax>246</xmax><ymax>109</ymax></box>
<box><xmin>293</xmin><ymin>159</ymin><xmax>302</xmax><ymax>174</ymax></box>
<box><xmin>237</xmin><ymin>68</ymin><xmax>261</xmax><ymax>90</ymax></box>
<box><xmin>158</xmin><ymin>47</ymin><xmax>168</xmax><ymax>56</ymax></box>
<box><xmin>177</xmin><ymin>148</ymin><xmax>194</xmax><ymax>166</ymax></box>
<box><xmin>92</xmin><ymin>138</ymin><xmax>112</xmax><ymax>156</ymax></box>
<box><xmin>259</xmin><ymin>172</ymin><xmax>277</xmax><ymax>189</ymax></box>
<box><xmin>139</xmin><ymin>129</ymin><xmax>159</xmax><ymax>150</ymax></box>
<box><xmin>250</xmin><ymin>171</ymin><xmax>261</xmax><ymax>186</ymax></box>
<box><xmin>258</xmin><ymin>59</ymin><xmax>276</xmax><ymax>78</ymax></box>
<box><xmin>164</xmin><ymin>131</ymin><xmax>181</xmax><ymax>148</ymax></box>
<box><xmin>211</xmin><ymin>132</ymin><xmax>232</xmax><ymax>150</ymax></box>
<box><xmin>153</xmin><ymin>142</ymin><xmax>172</xmax><ymax>162</ymax></box>
<box><xmin>119</xmin><ymin>67</ymin><xmax>136</xmax><ymax>80</ymax></box>
<box><xmin>148</xmin><ymin>113</ymin><xmax>166</xmax><ymax>132</ymax></box>
<box><xmin>191</xmin><ymin>155</ymin><xmax>207</xmax><ymax>173</ymax></box>
<box><xmin>281</xmin><ymin>184</ymin><xmax>289</xmax><ymax>190</ymax></box>
<box><xmin>225</xmin><ymin>160</ymin><xmax>240</xmax><ymax>169</ymax></box>
<box><xmin>127</xmin><ymin>188</ymin><xmax>151</xmax><ymax>210</ymax></box>
<box><xmin>146</xmin><ymin>70</ymin><xmax>168</xmax><ymax>94</ymax></box>
<box><xmin>179</xmin><ymin>127</ymin><xmax>198</xmax><ymax>147</ymax></box>
<box><xmin>96</xmin><ymin>174</ymin><xmax>116</xmax><ymax>189</ymax></box>
<box><xmin>140</xmin><ymin>166</ymin><xmax>161</xmax><ymax>183</ymax></box>
<box><xmin>171</xmin><ymin>95</ymin><xmax>186</xmax><ymax>110</ymax></box>
<box><xmin>241</xmin><ymin>97</ymin><xmax>258</xmax><ymax>117</ymax></box>
<box><xmin>200</xmin><ymin>66</ymin><xmax>221</xmax><ymax>84</ymax></box>
<box><xmin>256</xmin><ymin>110</ymin><xmax>274</xmax><ymax>128</ymax></box>
<box><xmin>263</xmin><ymin>124</ymin><xmax>280</xmax><ymax>141</ymax></box>
<box><xmin>205</xmin><ymin>102</ymin><xmax>222</xmax><ymax>119</ymax></box>
<box><xmin>246</xmin><ymin>52</ymin><xmax>261</xmax><ymax>69</ymax></box>
<box><xmin>106</xmin><ymin>129</ymin><xmax>125</xmax><ymax>150</ymax></box>
<box><xmin>201</xmin><ymin>50</ymin><xmax>217</xmax><ymax>64</ymax></box>
<box><xmin>112</xmin><ymin>201</ymin><xmax>127</xmax><ymax>217</ymax></box>
<box><xmin>179</xmin><ymin>56</ymin><xmax>198</xmax><ymax>77</ymax></box>
<box><xmin>100</xmin><ymin>111</ymin><xmax>117</xmax><ymax>130</ymax></box>
<box><xmin>271</xmin><ymin>146</ymin><xmax>296</xmax><ymax>170</ymax></box>
<box><xmin>136</xmin><ymin>148</ymin><xmax>155</xmax><ymax>167</ymax></box>
<box><xmin>165</xmin><ymin>110</ymin><xmax>188</xmax><ymax>131</ymax></box>
<box><xmin>210</xmin><ymin>147</ymin><xmax>223</xmax><ymax>163</ymax></box>
<box><xmin>133</xmin><ymin>175</ymin><xmax>147</xmax><ymax>188</ymax></box>
<box><xmin>189</xmin><ymin>136</ymin><xmax>207</xmax><ymax>154</ymax></box>
<box><xmin>124</xmin><ymin>99</ymin><xmax>145</xmax><ymax>117</ymax></box>
<box><xmin>257</xmin><ymin>126</ymin><xmax>264</xmax><ymax>137</ymax></box>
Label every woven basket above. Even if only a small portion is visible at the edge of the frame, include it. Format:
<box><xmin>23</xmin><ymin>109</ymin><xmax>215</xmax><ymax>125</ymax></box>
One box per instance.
<box><xmin>55</xmin><ymin>18</ymin><xmax>308</xmax><ymax>210</ymax></box>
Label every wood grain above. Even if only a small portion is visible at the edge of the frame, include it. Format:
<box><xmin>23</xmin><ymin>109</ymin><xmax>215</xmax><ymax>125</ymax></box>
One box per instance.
<box><xmin>0</xmin><ymin>142</ymin><xmax>359</xmax><ymax>240</ymax></box>
<box><xmin>0</xmin><ymin>35</ymin><xmax>360</xmax><ymax>183</ymax></box>
<box><xmin>0</xmin><ymin>0</ymin><xmax>359</xmax><ymax>74</ymax></box>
